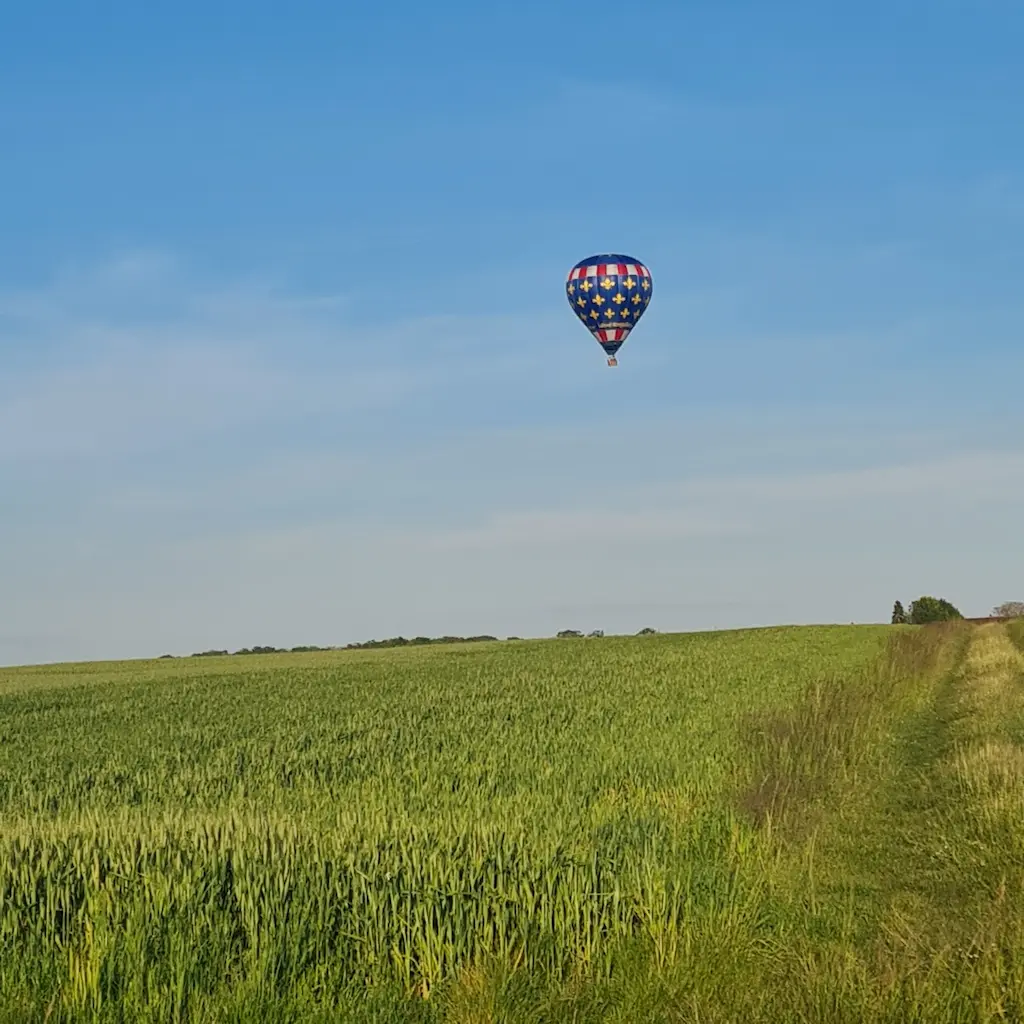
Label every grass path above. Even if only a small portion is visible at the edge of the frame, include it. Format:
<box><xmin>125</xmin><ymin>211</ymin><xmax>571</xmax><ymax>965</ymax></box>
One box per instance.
<box><xmin>858</xmin><ymin>623</ymin><xmax>1024</xmax><ymax>956</ymax></box>
<box><xmin>750</xmin><ymin>622</ymin><xmax>1024</xmax><ymax>1022</ymax></box>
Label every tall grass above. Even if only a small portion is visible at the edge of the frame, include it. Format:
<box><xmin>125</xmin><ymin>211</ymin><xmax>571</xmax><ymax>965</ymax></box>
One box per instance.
<box><xmin>737</xmin><ymin>621</ymin><xmax>968</xmax><ymax>831</ymax></box>
<box><xmin>1006</xmin><ymin>617</ymin><xmax>1024</xmax><ymax>653</ymax></box>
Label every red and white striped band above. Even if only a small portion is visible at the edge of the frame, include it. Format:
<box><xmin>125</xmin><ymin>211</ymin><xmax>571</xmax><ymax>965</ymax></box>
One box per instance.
<box><xmin>593</xmin><ymin>327</ymin><xmax>631</xmax><ymax>343</ymax></box>
<box><xmin>567</xmin><ymin>263</ymin><xmax>651</xmax><ymax>282</ymax></box>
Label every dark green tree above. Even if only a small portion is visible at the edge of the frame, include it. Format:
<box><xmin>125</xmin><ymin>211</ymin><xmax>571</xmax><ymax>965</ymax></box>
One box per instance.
<box><xmin>891</xmin><ymin>600</ymin><xmax>907</xmax><ymax>624</ymax></box>
<box><xmin>908</xmin><ymin>596</ymin><xmax>963</xmax><ymax>624</ymax></box>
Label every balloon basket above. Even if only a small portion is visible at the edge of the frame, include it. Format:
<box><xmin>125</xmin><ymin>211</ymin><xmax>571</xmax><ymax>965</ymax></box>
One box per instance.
<box><xmin>607</xmin><ymin>357</ymin><xmax>618</xmax><ymax>367</ymax></box>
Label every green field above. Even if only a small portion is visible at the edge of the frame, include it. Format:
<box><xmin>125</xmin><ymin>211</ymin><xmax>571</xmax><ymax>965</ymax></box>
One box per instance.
<box><xmin>2</xmin><ymin>622</ymin><xmax>1023</xmax><ymax>1022</ymax></box>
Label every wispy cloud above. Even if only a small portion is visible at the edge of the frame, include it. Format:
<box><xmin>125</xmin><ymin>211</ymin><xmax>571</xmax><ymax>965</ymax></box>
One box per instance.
<box><xmin>426</xmin><ymin>507</ymin><xmax>755</xmax><ymax>551</ymax></box>
<box><xmin>5</xmin><ymin>241</ymin><xmax>1023</xmax><ymax>472</ymax></box>
<box><xmin>0</xmin><ymin>255</ymin><xmax>489</xmax><ymax>462</ymax></box>
<box><xmin>420</xmin><ymin>449</ymin><xmax>1024</xmax><ymax>551</ymax></box>
<box><xmin>2</xmin><ymin>251</ymin><xmax>1022</xmax><ymax>665</ymax></box>
<box><xmin>0</xmin><ymin>337</ymin><xmax>421</xmax><ymax>461</ymax></box>
<box><xmin>4</xmin><ymin>434</ymin><xmax>1021</xmax><ymax>665</ymax></box>
<box><xmin>676</xmin><ymin>451</ymin><xmax>1024</xmax><ymax>505</ymax></box>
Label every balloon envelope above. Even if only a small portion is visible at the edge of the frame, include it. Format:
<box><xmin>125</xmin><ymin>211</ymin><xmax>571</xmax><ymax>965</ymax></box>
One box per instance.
<box><xmin>566</xmin><ymin>254</ymin><xmax>652</xmax><ymax>365</ymax></box>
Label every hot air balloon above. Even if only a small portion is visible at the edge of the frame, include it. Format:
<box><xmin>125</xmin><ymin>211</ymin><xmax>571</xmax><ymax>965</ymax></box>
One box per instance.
<box><xmin>566</xmin><ymin>254</ymin><xmax>653</xmax><ymax>366</ymax></box>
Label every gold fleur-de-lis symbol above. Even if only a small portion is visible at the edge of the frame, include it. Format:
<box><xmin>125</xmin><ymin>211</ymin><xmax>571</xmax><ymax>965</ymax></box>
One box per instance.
<box><xmin>576</xmin><ymin>297</ymin><xmax>586</xmax><ymax>307</ymax></box>
<box><xmin>567</xmin><ymin>282</ymin><xmax>575</xmax><ymax>294</ymax></box>
<box><xmin>601</xmin><ymin>277</ymin><xmax>614</xmax><ymax>290</ymax></box>
<box><xmin>588</xmin><ymin>309</ymin><xmax>599</xmax><ymax>319</ymax></box>
<box><xmin>612</xmin><ymin>293</ymin><xmax>625</xmax><ymax>304</ymax></box>
<box><xmin>641</xmin><ymin>278</ymin><xmax>650</xmax><ymax>290</ymax></box>
<box><xmin>631</xmin><ymin>293</ymin><xmax>642</xmax><ymax>304</ymax></box>
<box><xmin>623</xmin><ymin>276</ymin><xmax>635</xmax><ymax>290</ymax></box>
<box><xmin>592</xmin><ymin>293</ymin><xmax>604</xmax><ymax>306</ymax></box>
<box><xmin>580</xmin><ymin>279</ymin><xmax>592</xmax><ymax>292</ymax></box>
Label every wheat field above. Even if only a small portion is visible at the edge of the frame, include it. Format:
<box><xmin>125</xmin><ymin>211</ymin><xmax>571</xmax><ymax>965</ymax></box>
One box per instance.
<box><xmin>1</xmin><ymin>622</ymin><xmax>1022</xmax><ymax>1022</ymax></box>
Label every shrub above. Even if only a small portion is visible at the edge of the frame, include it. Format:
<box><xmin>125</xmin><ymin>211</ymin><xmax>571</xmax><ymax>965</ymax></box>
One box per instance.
<box><xmin>908</xmin><ymin>596</ymin><xmax>963</xmax><ymax>624</ymax></box>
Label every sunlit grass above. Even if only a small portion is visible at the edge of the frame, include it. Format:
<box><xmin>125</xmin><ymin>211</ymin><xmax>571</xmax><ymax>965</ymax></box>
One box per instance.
<box><xmin>1</xmin><ymin>621</ymin><xmax>1022</xmax><ymax>1021</ymax></box>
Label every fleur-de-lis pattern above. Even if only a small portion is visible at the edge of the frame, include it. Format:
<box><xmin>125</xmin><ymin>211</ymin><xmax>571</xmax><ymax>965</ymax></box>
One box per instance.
<box><xmin>566</xmin><ymin>254</ymin><xmax>652</xmax><ymax>363</ymax></box>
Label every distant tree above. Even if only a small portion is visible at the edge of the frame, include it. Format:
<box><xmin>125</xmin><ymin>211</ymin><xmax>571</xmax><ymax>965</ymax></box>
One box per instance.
<box><xmin>587</xmin><ymin>629</ymin><xmax>605</xmax><ymax>638</ymax></box>
<box><xmin>992</xmin><ymin>601</ymin><xmax>1024</xmax><ymax>619</ymax></box>
<box><xmin>636</xmin><ymin>627</ymin><xmax>658</xmax><ymax>635</ymax></box>
<box><xmin>342</xmin><ymin>634</ymin><xmax>498</xmax><ymax>650</ymax></box>
<box><xmin>556</xmin><ymin>629</ymin><xmax>583</xmax><ymax>639</ymax></box>
<box><xmin>891</xmin><ymin>600</ymin><xmax>908</xmax><ymax>625</ymax></box>
<box><xmin>506</xmin><ymin>636</ymin><xmax>522</xmax><ymax>641</ymax></box>
<box><xmin>908</xmin><ymin>596</ymin><xmax>963</xmax><ymax>624</ymax></box>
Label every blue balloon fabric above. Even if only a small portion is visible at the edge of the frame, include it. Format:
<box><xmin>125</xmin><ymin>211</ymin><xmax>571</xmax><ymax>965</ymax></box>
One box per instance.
<box><xmin>566</xmin><ymin>253</ymin><xmax>652</xmax><ymax>365</ymax></box>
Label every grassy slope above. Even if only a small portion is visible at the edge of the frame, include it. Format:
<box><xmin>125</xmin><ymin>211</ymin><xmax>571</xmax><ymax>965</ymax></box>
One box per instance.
<box><xmin>1</xmin><ymin>623</ymin><xmax>1022</xmax><ymax>1021</ymax></box>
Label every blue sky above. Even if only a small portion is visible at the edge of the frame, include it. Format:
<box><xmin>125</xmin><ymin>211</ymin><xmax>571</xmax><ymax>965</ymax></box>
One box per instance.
<box><xmin>2</xmin><ymin>1</ymin><xmax>1023</xmax><ymax>664</ymax></box>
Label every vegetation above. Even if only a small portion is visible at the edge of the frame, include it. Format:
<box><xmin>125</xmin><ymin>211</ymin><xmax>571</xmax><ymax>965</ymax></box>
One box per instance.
<box><xmin>992</xmin><ymin>600</ymin><xmax>1024</xmax><ymax>619</ymax></box>
<box><xmin>907</xmin><ymin>595</ymin><xmax>963</xmax><ymax>624</ymax></box>
<box><xmin>181</xmin><ymin>635</ymin><xmax>503</xmax><ymax>659</ymax></box>
<box><xmin>1008</xmin><ymin>617</ymin><xmax>1024</xmax><ymax>651</ymax></box>
<box><xmin>1</xmin><ymin>619</ymin><xmax>1022</xmax><ymax>1021</ymax></box>
<box><xmin>890</xmin><ymin>596</ymin><xmax>963</xmax><ymax>626</ymax></box>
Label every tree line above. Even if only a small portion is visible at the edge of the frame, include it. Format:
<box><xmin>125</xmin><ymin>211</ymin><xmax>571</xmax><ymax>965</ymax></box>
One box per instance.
<box><xmin>160</xmin><ymin>600</ymin><xmax>1024</xmax><ymax>661</ymax></box>
<box><xmin>177</xmin><ymin>635</ymin><xmax>504</xmax><ymax>658</ymax></box>
<box><xmin>891</xmin><ymin>597</ymin><xmax>1024</xmax><ymax>625</ymax></box>
<box><xmin>167</xmin><ymin>628</ymin><xmax>662</xmax><ymax>659</ymax></box>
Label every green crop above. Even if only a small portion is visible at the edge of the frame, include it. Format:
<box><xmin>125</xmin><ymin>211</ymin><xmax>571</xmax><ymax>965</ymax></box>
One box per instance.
<box><xmin>2</xmin><ymin>622</ymin><xmax>1022</xmax><ymax>1023</ymax></box>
